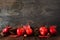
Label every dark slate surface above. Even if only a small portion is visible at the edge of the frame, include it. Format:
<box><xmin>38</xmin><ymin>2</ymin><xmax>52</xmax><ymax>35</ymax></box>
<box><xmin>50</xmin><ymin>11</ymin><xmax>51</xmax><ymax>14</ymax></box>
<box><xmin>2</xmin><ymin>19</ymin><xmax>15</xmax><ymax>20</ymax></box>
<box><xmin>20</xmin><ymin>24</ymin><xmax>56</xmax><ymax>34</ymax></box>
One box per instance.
<box><xmin>0</xmin><ymin>0</ymin><xmax>60</xmax><ymax>29</ymax></box>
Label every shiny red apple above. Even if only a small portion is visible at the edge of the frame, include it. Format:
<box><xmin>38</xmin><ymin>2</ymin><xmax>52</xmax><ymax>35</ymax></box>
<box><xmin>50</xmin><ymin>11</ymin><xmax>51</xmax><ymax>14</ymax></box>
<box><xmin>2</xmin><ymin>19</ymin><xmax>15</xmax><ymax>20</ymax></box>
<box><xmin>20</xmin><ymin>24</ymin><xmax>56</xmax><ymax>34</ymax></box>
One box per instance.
<box><xmin>39</xmin><ymin>26</ymin><xmax>48</xmax><ymax>36</ymax></box>
<box><xmin>49</xmin><ymin>25</ymin><xmax>57</xmax><ymax>35</ymax></box>
<box><xmin>17</xmin><ymin>27</ymin><xmax>25</xmax><ymax>36</ymax></box>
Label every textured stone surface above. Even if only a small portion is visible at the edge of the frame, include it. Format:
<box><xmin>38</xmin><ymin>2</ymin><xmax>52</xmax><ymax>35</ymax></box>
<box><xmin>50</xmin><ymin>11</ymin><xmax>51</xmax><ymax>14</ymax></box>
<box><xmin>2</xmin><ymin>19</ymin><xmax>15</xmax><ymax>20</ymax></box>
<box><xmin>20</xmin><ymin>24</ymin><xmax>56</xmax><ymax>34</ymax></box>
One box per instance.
<box><xmin>0</xmin><ymin>0</ymin><xmax>60</xmax><ymax>28</ymax></box>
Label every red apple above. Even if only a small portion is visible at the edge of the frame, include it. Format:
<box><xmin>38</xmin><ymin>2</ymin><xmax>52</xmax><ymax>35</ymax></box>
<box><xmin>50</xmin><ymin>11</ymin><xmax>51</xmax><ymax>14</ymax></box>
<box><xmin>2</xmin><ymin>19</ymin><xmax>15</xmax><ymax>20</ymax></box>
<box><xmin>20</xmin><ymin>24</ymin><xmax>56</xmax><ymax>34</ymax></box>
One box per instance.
<box><xmin>49</xmin><ymin>25</ymin><xmax>57</xmax><ymax>35</ymax></box>
<box><xmin>39</xmin><ymin>26</ymin><xmax>48</xmax><ymax>36</ymax></box>
<box><xmin>17</xmin><ymin>28</ymin><xmax>25</xmax><ymax>36</ymax></box>
<box><xmin>25</xmin><ymin>28</ymin><xmax>33</xmax><ymax>35</ymax></box>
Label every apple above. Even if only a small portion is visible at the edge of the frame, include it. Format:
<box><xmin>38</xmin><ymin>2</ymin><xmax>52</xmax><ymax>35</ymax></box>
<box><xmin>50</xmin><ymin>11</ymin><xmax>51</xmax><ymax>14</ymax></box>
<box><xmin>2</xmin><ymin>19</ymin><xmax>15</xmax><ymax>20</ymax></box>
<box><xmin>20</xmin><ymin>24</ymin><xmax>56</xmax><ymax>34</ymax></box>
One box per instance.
<box><xmin>39</xmin><ymin>26</ymin><xmax>48</xmax><ymax>36</ymax></box>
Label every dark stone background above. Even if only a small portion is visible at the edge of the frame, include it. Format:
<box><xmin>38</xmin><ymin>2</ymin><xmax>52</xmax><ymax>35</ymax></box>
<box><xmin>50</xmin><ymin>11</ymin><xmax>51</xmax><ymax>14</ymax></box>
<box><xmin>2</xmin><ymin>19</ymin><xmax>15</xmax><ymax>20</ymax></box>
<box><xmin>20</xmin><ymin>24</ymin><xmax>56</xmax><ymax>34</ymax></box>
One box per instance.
<box><xmin>0</xmin><ymin>0</ymin><xmax>60</xmax><ymax>30</ymax></box>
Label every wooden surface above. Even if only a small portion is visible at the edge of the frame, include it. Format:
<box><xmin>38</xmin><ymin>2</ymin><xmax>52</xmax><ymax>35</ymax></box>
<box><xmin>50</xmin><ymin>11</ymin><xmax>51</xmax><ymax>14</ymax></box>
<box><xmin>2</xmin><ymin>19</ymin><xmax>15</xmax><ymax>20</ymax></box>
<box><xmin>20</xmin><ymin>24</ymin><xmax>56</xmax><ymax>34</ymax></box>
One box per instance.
<box><xmin>0</xmin><ymin>36</ymin><xmax>60</xmax><ymax>40</ymax></box>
